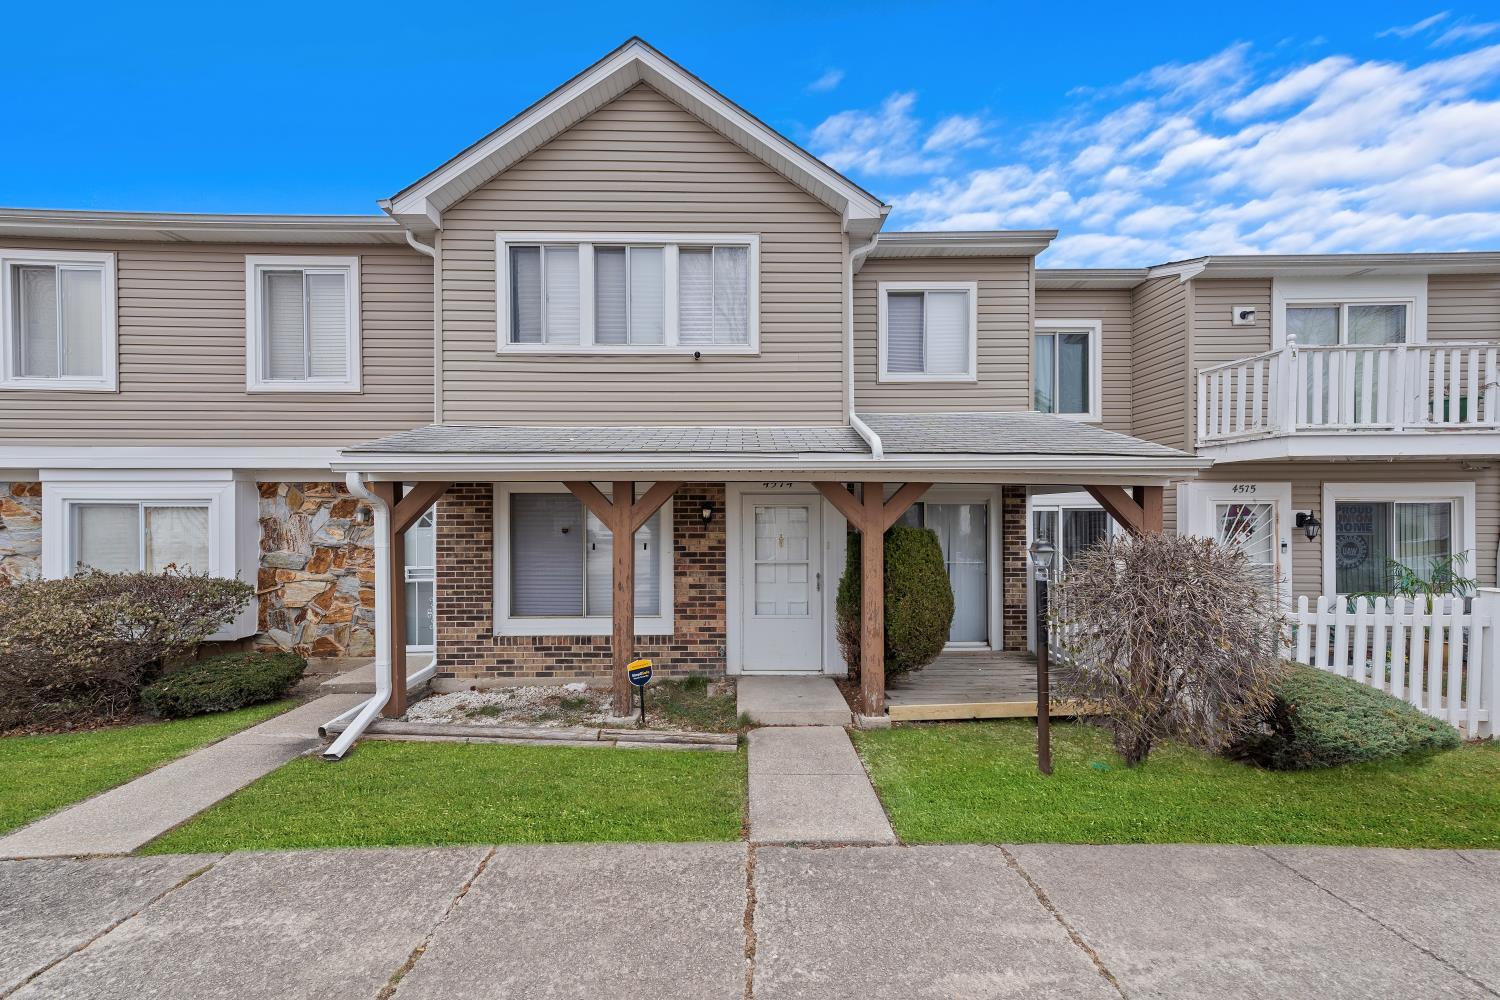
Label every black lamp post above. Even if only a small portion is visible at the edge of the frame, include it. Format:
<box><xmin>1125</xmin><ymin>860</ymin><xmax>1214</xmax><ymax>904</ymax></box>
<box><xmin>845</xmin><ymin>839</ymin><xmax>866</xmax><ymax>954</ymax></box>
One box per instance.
<box><xmin>1029</xmin><ymin>537</ymin><xmax>1057</xmax><ymax>776</ymax></box>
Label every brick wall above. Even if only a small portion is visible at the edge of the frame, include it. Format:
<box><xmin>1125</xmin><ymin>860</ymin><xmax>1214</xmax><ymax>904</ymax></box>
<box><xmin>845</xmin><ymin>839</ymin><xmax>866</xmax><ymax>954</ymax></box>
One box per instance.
<box><xmin>1000</xmin><ymin>486</ymin><xmax>1029</xmax><ymax>652</ymax></box>
<box><xmin>435</xmin><ymin>482</ymin><xmax>727</xmax><ymax>683</ymax></box>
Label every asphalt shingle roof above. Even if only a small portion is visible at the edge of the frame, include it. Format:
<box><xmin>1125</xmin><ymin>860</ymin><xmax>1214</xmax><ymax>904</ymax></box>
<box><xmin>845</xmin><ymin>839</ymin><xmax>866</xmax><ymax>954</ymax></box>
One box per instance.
<box><xmin>859</xmin><ymin>411</ymin><xmax>1189</xmax><ymax>458</ymax></box>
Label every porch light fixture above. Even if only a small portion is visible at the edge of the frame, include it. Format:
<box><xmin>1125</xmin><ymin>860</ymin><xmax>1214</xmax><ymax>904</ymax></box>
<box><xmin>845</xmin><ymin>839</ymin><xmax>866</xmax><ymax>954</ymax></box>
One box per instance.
<box><xmin>1028</xmin><ymin>538</ymin><xmax>1056</xmax><ymax>579</ymax></box>
<box><xmin>1295</xmin><ymin>512</ymin><xmax>1321</xmax><ymax>542</ymax></box>
<box><xmin>700</xmin><ymin>500</ymin><xmax>715</xmax><ymax>526</ymax></box>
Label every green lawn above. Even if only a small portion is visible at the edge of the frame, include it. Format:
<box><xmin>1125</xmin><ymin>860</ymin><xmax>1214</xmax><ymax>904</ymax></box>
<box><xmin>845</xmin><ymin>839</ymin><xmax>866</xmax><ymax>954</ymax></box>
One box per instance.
<box><xmin>0</xmin><ymin>701</ymin><xmax>297</xmax><ymax>834</ymax></box>
<box><xmin>853</xmin><ymin>720</ymin><xmax>1500</xmax><ymax>849</ymax></box>
<box><xmin>142</xmin><ymin>740</ymin><xmax>747</xmax><ymax>853</ymax></box>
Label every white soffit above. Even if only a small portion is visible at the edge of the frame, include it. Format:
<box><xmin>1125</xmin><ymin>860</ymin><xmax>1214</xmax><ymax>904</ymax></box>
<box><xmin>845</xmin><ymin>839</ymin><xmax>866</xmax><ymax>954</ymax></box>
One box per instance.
<box><xmin>385</xmin><ymin>38</ymin><xmax>889</xmax><ymax>238</ymax></box>
<box><xmin>869</xmin><ymin>231</ymin><xmax>1058</xmax><ymax>260</ymax></box>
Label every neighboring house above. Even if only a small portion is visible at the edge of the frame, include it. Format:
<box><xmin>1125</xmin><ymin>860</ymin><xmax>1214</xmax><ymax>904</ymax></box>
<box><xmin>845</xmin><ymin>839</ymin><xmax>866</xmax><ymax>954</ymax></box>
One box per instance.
<box><xmin>1</xmin><ymin>38</ymin><xmax>1496</xmax><ymax>729</ymax></box>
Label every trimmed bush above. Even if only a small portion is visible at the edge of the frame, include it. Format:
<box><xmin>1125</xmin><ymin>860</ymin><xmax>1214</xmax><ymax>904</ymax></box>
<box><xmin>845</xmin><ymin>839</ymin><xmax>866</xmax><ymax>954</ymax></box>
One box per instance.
<box><xmin>1230</xmin><ymin>663</ymin><xmax>1461</xmax><ymax>770</ymax></box>
<box><xmin>141</xmin><ymin>652</ymin><xmax>306</xmax><ymax>719</ymax></box>
<box><xmin>836</xmin><ymin>525</ymin><xmax>954</xmax><ymax>682</ymax></box>
<box><xmin>0</xmin><ymin>570</ymin><xmax>254</xmax><ymax>730</ymax></box>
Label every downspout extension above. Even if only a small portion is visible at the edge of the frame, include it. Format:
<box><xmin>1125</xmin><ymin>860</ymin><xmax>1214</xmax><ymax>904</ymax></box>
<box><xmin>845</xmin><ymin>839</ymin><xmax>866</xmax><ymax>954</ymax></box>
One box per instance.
<box><xmin>847</xmin><ymin>234</ymin><xmax>884</xmax><ymax>459</ymax></box>
<box><xmin>320</xmin><ymin>471</ymin><xmax>394</xmax><ymax>760</ymax></box>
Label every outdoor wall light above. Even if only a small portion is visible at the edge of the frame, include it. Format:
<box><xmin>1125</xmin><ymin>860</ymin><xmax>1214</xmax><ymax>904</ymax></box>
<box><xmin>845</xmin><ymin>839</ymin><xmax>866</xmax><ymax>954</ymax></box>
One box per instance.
<box><xmin>700</xmin><ymin>500</ymin><xmax>716</xmax><ymax>526</ymax></box>
<box><xmin>1028</xmin><ymin>537</ymin><xmax>1056</xmax><ymax>579</ymax></box>
<box><xmin>1295</xmin><ymin>512</ymin><xmax>1321</xmax><ymax>542</ymax></box>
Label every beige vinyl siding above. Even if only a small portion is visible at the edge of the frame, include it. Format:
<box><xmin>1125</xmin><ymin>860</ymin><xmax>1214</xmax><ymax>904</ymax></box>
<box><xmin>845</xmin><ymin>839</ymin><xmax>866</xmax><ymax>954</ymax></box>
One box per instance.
<box><xmin>1191</xmin><ymin>277</ymin><xmax>1272</xmax><ymax>363</ymax></box>
<box><xmin>1129</xmin><ymin>276</ymin><xmax>1191</xmax><ymax>450</ymax></box>
<box><xmin>0</xmin><ymin>239</ymin><xmax>433</xmax><ymax>445</ymax></box>
<box><xmin>437</xmin><ymin>84</ymin><xmax>846</xmax><ymax>425</ymax></box>
<box><xmin>1175</xmin><ymin>460</ymin><xmax>1500</xmax><ymax>600</ymax></box>
<box><xmin>1428</xmin><ymin>273</ymin><xmax>1500</xmax><ymax>343</ymax></box>
<box><xmin>1035</xmin><ymin>288</ymin><xmax>1132</xmax><ymax>433</ymax></box>
<box><xmin>854</xmin><ymin>256</ymin><xmax>1031</xmax><ymax>411</ymax></box>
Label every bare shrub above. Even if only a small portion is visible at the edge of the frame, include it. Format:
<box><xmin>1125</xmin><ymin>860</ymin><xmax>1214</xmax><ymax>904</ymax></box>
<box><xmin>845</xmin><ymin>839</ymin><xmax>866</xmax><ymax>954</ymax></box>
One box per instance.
<box><xmin>0</xmin><ymin>570</ymin><xmax>253</xmax><ymax>730</ymax></box>
<box><xmin>1051</xmin><ymin>533</ymin><xmax>1288</xmax><ymax>766</ymax></box>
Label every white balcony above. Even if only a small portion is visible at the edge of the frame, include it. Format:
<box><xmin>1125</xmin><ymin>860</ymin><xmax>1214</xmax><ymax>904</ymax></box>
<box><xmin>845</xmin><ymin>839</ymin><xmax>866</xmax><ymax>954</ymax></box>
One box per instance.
<box><xmin>1197</xmin><ymin>339</ymin><xmax>1500</xmax><ymax>459</ymax></box>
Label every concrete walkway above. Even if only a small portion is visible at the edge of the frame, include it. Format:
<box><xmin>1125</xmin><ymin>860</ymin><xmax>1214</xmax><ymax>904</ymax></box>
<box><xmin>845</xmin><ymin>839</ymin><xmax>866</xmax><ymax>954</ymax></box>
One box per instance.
<box><xmin>736</xmin><ymin>675</ymin><xmax>852</xmax><ymax>725</ymax></box>
<box><xmin>748</xmin><ymin>726</ymin><xmax>895</xmax><ymax>844</ymax></box>
<box><xmin>0</xmin><ymin>694</ymin><xmax>364</xmax><ymax>859</ymax></box>
<box><xmin>4</xmin><ymin>843</ymin><xmax>1498</xmax><ymax>998</ymax></box>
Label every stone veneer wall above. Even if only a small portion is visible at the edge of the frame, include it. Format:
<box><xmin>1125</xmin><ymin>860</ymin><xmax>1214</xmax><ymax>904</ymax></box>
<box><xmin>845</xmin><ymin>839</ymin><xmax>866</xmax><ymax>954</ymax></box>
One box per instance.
<box><xmin>436</xmin><ymin>482</ymin><xmax>727</xmax><ymax>682</ymax></box>
<box><xmin>1000</xmin><ymin>486</ymin><xmax>1029</xmax><ymax>652</ymax></box>
<box><xmin>254</xmin><ymin>481</ymin><xmax>377</xmax><ymax>659</ymax></box>
<box><xmin>0</xmin><ymin>483</ymin><xmax>42</xmax><ymax>586</ymax></box>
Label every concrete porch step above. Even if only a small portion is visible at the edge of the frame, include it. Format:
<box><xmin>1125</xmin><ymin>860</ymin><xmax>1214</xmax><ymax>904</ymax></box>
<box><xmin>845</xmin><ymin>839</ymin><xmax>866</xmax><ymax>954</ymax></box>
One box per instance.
<box><xmin>736</xmin><ymin>676</ymin><xmax>852</xmax><ymax>726</ymax></box>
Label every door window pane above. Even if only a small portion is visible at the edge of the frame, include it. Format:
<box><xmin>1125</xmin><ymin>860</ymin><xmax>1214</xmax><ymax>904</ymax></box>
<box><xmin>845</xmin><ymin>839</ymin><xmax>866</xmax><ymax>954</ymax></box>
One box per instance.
<box><xmin>925</xmin><ymin>503</ymin><xmax>988</xmax><ymax>643</ymax></box>
<box><xmin>1061</xmin><ymin>508</ymin><xmax>1110</xmax><ymax>563</ymax></box>
<box><xmin>1216</xmin><ymin>502</ymin><xmax>1277</xmax><ymax>594</ymax></box>
<box><xmin>752</xmin><ymin>505</ymin><xmax>811</xmax><ymax>617</ymax></box>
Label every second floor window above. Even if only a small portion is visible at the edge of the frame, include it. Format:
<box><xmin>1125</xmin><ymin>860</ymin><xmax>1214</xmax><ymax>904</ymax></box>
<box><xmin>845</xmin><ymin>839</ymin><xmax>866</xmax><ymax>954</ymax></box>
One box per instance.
<box><xmin>500</xmin><ymin>234</ymin><xmax>758</xmax><ymax>352</ymax></box>
<box><xmin>246</xmin><ymin>256</ymin><xmax>361</xmax><ymax>392</ymax></box>
<box><xmin>878</xmin><ymin>282</ymin><xmax>976</xmax><ymax>381</ymax></box>
<box><xmin>1286</xmin><ymin>302</ymin><xmax>1410</xmax><ymax>346</ymax></box>
<box><xmin>1033</xmin><ymin>320</ymin><xmax>1101</xmax><ymax>420</ymax></box>
<box><xmin>0</xmin><ymin>249</ymin><xmax>116</xmax><ymax>391</ymax></box>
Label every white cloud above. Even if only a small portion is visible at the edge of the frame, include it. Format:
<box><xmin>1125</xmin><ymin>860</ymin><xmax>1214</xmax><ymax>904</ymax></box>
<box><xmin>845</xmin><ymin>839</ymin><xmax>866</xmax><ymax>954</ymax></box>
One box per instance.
<box><xmin>1435</xmin><ymin>21</ymin><xmax>1500</xmax><ymax>46</ymax></box>
<box><xmin>807</xmin><ymin>68</ymin><xmax>844</xmax><ymax>93</ymax></box>
<box><xmin>830</xmin><ymin>41</ymin><xmax>1500</xmax><ymax>265</ymax></box>
<box><xmin>1378</xmin><ymin>12</ymin><xmax>1449</xmax><ymax>39</ymax></box>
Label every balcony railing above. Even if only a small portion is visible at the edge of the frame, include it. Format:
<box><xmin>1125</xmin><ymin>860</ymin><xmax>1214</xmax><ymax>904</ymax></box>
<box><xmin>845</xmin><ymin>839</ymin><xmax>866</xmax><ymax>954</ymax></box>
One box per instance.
<box><xmin>1198</xmin><ymin>338</ymin><xmax>1500</xmax><ymax>444</ymax></box>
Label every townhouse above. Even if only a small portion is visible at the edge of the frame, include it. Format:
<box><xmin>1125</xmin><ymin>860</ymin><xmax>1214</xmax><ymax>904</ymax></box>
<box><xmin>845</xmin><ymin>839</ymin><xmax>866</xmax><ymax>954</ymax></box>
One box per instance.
<box><xmin>1</xmin><ymin>39</ymin><xmax>1495</xmax><ymax>736</ymax></box>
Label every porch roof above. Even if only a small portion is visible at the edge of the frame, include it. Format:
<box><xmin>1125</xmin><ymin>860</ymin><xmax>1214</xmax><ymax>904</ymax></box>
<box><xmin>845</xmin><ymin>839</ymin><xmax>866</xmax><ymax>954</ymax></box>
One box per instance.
<box><xmin>337</xmin><ymin>411</ymin><xmax>1206</xmax><ymax>483</ymax></box>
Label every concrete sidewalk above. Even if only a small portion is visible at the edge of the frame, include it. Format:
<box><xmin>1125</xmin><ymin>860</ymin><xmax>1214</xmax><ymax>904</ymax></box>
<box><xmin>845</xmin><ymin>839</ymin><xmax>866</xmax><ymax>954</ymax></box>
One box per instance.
<box><xmin>747</xmin><ymin>726</ymin><xmax>895</xmax><ymax>844</ymax></box>
<box><xmin>3</xmin><ymin>843</ymin><xmax>1497</xmax><ymax>999</ymax></box>
<box><xmin>0</xmin><ymin>694</ymin><xmax>364</xmax><ymax>859</ymax></box>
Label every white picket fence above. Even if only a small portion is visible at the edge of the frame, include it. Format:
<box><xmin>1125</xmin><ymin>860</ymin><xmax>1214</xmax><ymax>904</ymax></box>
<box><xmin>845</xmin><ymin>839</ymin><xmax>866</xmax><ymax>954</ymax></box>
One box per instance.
<box><xmin>1287</xmin><ymin>589</ymin><xmax>1500</xmax><ymax>737</ymax></box>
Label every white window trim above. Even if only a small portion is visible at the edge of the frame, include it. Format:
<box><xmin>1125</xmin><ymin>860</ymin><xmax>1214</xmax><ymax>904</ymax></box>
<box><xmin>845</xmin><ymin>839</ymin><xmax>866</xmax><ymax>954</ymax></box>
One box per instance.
<box><xmin>1032</xmin><ymin>318</ymin><xmax>1103</xmax><ymax>422</ymax></box>
<box><xmin>492</xmin><ymin>483</ymin><xmax>675</xmax><ymax>637</ymax></box>
<box><xmin>245</xmin><ymin>255</ymin><xmax>362</xmax><ymax>393</ymax></box>
<box><xmin>1320</xmin><ymin>481</ymin><xmax>1476</xmax><ymax>596</ymax></box>
<box><xmin>0</xmin><ymin>248</ymin><xmax>118</xmax><ymax>392</ymax></box>
<box><xmin>876</xmin><ymin>280</ymin><xmax>979</xmax><ymax>382</ymax></box>
<box><xmin>1271</xmin><ymin>275</ymin><xmax>1428</xmax><ymax>349</ymax></box>
<box><xmin>494</xmin><ymin>232</ymin><xmax>760</xmax><ymax>355</ymax></box>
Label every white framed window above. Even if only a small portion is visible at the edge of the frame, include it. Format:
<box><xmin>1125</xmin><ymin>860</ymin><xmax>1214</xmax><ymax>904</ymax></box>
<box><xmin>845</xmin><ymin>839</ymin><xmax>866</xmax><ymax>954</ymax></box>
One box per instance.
<box><xmin>1321</xmin><ymin>482</ymin><xmax>1475</xmax><ymax>596</ymax></box>
<box><xmin>492</xmin><ymin>483</ymin><xmax>674</xmax><ymax>636</ymax></box>
<box><xmin>69</xmin><ymin>502</ymin><xmax>211</xmax><ymax>575</ymax></box>
<box><xmin>496</xmin><ymin>232</ymin><xmax>759</xmax><ymax>354</ymax></box>
<box><xmin>877</xmin><ymin>281</ymin><xmax>977</xmax><ymax>381</ymax></box>
<box><xmin>1033</xmin><ymin>319</ymin><xmax>1102</xmax><ymax>421</ymax></box>
<box><xmin>0</xmin><ymin>249</ymin><xmax>117</xmax><ymax>391</ymax></box>
<box><xmin>1272</xmin><ymin>275</ymin><xmax>1427</xmax><ymax>348</ymax></box>
<box><xmin>245</xmin><ymin>256</ymin><xmax>361</xmax><ymax>392</ymax></box>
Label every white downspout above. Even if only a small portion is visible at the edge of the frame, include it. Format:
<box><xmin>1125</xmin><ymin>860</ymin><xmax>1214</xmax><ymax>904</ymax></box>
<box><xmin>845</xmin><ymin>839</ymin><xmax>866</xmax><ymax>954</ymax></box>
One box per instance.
<box><xmin>402</xmin><ymin>230</ymin><xmax>442</xmax><ymax>425</ymax></box>
<box><xmin>847</xmin><ymin>233</ymin><xmax>883</xmax><ymax>459</ymax></box>
<box><xmin>321</xmin><ymin>471</ymin><xmax>394</xmax><ymax>760</ymax></box>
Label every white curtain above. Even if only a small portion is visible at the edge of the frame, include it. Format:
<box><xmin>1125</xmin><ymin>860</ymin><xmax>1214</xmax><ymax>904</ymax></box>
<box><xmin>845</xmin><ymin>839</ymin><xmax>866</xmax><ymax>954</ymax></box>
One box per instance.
<box><xmin>1348</xmin><ymin>304</ymin><xmax>1407</xmax><ymax>345</ymax></box>
<box><xmin>1287</xmin><ymin>306</ymin><xmax>1338</xmax><ymax>346</ymax></box>
<box><xmin>712</xmin><ymin>246</ymin><xmax>749</xmax><ymax>345</ymax></box>
<box><xmin>1033</xmin><ymin>334</ymin><xmax>1056</xmax><ymax>412</ymax></box>
<box><xmin>923</xmin><ymin>291</ymin><xmax>968</xmax><ymax>375</ymax></box>
<box><xmin>509</xmin><ymin>247</ymin><xmax>543</xmax><ymax>344</ymax></box>
<box><xmin>145</xmin><ymin>506</ymin><xmax>210</xmax><ymax>573</ymax></box>
<box><xmin>926</xmin><ymin>503</ymin><xmax>987</xmax><ymax>643</ymax></box>
<box><xmin>886</xmin><ymin>292</ymin><xmax>924</xmax><ymax>373</ymax></box>
<box><xmin>1395</xmin><ymin>501</ymin><xmax>1453</xmax><ymax>578</ymax></box>
<box><xmin>510</xmin><ymin>493</ymin><xmax>583</xmax><ymax>615</ymax></box>
<box><xmin>585</xmin><ymin>507</ymin><xmax>662</xmax><ymax>616</ymax></box>
<box><xmin>74</xmin><ymin>504</ymin><xmax>140</xmax><ymax>573</ymax></box>
<box><xmin>17</xmin><ymin>265</ymin><xmax>59</xmax><ymax>379</ymax></box>
<box><xmin>678</xmin><ymin>247</ymin><xmax>715</xmax><ymax>346</ymax></box>
<box><xmin>265</xmin><ymin>271</ymin><xmax>307</xmax><ymax>379</ymax></box>
<box><xmin>594</xmin><ymin>247</ymin><xmax>628</xmax><ymax>345</ymax></box>
<box><xmin>1056</xmin><ymin>332</ymin><xmax>1090</xmax><ymax>413</ymax></box>
<box><xmin>544</xmin><ymin>246</ymin><xmax>580</xmax><ymax>345</ymax></box>
<box><xmin>628</xmin><ymin>247</ymin><xmax>664</xmax><ymax>345</ymax></box>
<box><xmin>305</xmin><ymin>272</ymin><xmax>348</xmax><ymax>379</ymax></box>
<box><xmin>60</xmin><ymin>268</ymin><xmax>103</xmax><ymax>377</ymax></box>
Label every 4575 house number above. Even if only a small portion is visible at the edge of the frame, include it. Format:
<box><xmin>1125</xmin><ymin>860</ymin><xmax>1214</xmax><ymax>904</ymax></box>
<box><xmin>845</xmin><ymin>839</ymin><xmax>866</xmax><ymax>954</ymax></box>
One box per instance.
<box><xmin>1230</xmin><ymin>484</ymin><xmax>1258</xmax><ymax>495</ymax></box>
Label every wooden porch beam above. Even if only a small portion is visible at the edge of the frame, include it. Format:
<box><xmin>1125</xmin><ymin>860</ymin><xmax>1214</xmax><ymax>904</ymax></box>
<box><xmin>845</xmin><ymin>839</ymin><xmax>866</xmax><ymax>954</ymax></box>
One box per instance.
<box><xmin>391</xmin><ymin>481</ymin><xmax>452</xmax><ymax>535</ymax></box>
<box><xmin>563</xmin><ymin>481</ymin><xmax>615</xmax><ymax>525</ymax></box>
<box><xmin>880</xmin><ymin>482</ymin><xmax>932</xmax><ymax>531</ymax></box>
<box><xmin>1085</xmin><ymin>485</ymin><xmax>1144</xmax><ymax>537</ymax></box>
<box><xmin>813</xmin><ymin>481</ymin><xmax>864</xmax><ymax>525</ymax></box>
<box><xmin>630</xmin><ymin>481</ymin><xmax>681</xmax><ymax>533</ymax></box>
<box><xmin>1134</xmin><ymin>485</ymin><xmax>1164</xmax><ymax>534</ymax></box>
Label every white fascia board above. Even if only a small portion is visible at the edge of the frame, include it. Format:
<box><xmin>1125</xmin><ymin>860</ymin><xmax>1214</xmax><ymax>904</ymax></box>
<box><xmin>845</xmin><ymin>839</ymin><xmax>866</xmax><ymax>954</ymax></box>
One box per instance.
<box><xmin>1198</xmin><ymin>432</ymin><xmax>1500</xmax><ymax>463</ymax></box>
<box><xmin>388</xmin><ymin>40</ymin><xmax>885</xmax><ymax>232</ymax></box>
<box><xmin>1</xmin><ymin>446</ymin><xmax>342</xmax><ymax>473</ymax></box>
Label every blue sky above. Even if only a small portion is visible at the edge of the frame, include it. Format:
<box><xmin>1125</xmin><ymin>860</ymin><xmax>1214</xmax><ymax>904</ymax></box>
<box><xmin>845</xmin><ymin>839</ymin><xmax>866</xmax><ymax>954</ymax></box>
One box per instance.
<box><xmin>6</xmin><ymin>1</ymin><xmax>1500</xmax><ymax>265</ymax></box>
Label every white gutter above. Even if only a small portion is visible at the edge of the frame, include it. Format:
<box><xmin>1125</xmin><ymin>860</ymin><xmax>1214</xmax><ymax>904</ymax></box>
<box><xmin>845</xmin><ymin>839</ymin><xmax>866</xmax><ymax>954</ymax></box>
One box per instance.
<box><xmin>847</xmin><ymin>233</ymin><xmax>883</xmax><ymax>459</ymax></box>
<box><xmin>322</xmin><ymin>472</ymin><xmax>394</xmax><ymax>760</ymax></box>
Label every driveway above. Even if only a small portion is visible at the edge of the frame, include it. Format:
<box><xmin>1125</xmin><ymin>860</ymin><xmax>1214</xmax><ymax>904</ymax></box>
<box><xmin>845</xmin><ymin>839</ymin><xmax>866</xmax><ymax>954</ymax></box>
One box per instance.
<box><xmin>2</xmin><ymin>843</ymin><xmax>1496</xmax><ymax>999</ymax></box>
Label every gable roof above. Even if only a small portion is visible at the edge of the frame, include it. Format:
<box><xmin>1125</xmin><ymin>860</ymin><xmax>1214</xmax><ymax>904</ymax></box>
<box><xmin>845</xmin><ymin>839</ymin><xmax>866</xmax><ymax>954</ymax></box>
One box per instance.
<box><xmin>384</xmin><ymin>37</ymin><xmax>888</xmax><ymax>240</ymax></box>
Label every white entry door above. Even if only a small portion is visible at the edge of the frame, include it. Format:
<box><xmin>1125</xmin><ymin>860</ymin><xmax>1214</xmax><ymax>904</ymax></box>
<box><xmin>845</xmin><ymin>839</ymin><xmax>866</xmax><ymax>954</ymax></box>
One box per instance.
<box><xmin>1180</xmin><ymin>481</ymin><xmax>1293</xmax><ymax>602</ymax></box>
<box><xmin>741</xmin><ymin>497</ymin><xmax>823</xmax><ymax>672</ymax></box>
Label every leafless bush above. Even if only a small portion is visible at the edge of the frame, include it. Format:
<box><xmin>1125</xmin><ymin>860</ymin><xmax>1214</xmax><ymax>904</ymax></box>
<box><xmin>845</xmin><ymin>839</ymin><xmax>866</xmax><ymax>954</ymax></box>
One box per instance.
<box><xmin>0</xmin><ymin>569</ymin><xmax>253</xmax><ymax>729</ymax></box>
<box><xmin>1051</xmin><ymin>533</ymin><xmax>1288</xmax><ymax>766</ymax></box>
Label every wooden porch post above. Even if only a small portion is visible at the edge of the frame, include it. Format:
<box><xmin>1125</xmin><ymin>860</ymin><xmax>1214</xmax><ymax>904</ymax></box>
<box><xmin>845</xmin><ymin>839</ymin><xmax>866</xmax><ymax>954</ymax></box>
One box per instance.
<box><xmin>813</xmin><ymin>481</ymin><xmax>930</xmax><ymax>717</ymax></box>
<box><xmin>566</xmin><ymin>480</ymin><xmax>680</xmax><ymax>715</ymax></box>
<box><xmin>372</xmin><ymin>480</ymin><xmax>454</xmax><ymax>719</ymax></box>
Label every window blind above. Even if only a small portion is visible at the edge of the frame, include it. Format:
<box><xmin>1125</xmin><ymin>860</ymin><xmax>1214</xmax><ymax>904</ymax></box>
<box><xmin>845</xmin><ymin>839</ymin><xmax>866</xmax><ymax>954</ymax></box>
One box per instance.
<box><xmin>544</xmin><ymin>246</ymin><xmax>580</xmax><ymax>345</ymax></box>
<box><xmin>509</xmin><ymin>247</ymin><xmax>543</xmax><ymax>344</ymax></box>
<box><xmin>628</xmin><ymin>247</ymin><xmax>665</xmax><ymax>345</ymax></box>
<box><xmin>265</xmin><ymin>271</ymin><xmax>308</xmax><ymax>379</ymax></box>
<box><xmin>144</xmin><ymin>506</ymin><xmax>210</xmax><ymax>573</ymax></box>
<box><xmin>510</xmin><ymin>493</ymin><xmax>584</xmax><ymax>615</ymax></box>
<box><xmin>923</xmin><ymin>291</ymin><xmax>969</xmax><ymax>374</ymax></box>
<box><xmin>305</xmin><ymin>273</ymin><xmax>348</xmax><ymax>379</ymax></box>
<box><xmin>886</xmin><ymin>292</ymin><xmax>925</xmax><ymax>373</ymax></box>
<box><xmin>74</xmin><ymin>504</ymin><xmax>140</xmax><ymax>574</ymax></box>
<box><xmin>678</xmin><ymin>248</ymin><xmax>715</xmax><ymax>346</ymax></box>
<box><xmin>583</xmin><ymin>508</ymin><xmax>662</xmax><ymax>616</ymax></box>
<box><xmin>594</xmin><ymin>247</ymin><xmax>628</xmax><ymax>345</ymax></box>
<box><xmin>16</xmin><ymin>265</ymin><xmax>58</xmax><ymax>379</ymax></box>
